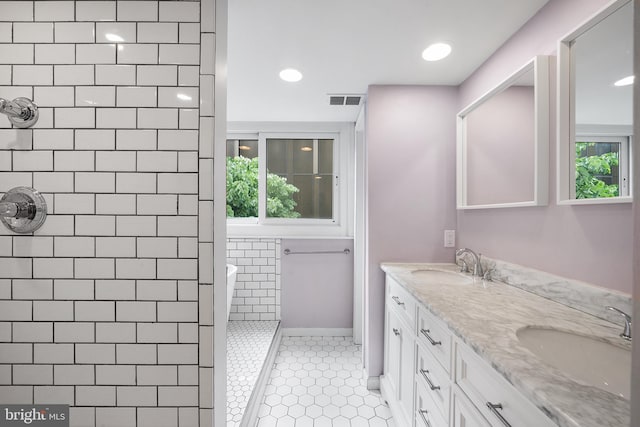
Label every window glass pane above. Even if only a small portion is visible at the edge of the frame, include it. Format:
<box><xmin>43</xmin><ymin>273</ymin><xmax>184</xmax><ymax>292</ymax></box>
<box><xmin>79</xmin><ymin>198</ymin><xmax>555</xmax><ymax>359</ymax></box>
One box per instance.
<box><xmin>226</xmin><ymin>139</ymin><xmax>259</xmax><ymax>218</ymax></box>
<box><xmin>266</xmin><ymin>138</ymin><xmax>334</xmax><ymax>219</ymax></box>
<box><xmin>575</xmin><ymin>140</ymin><xmax>621</xmax><ymax>199</ymax></box>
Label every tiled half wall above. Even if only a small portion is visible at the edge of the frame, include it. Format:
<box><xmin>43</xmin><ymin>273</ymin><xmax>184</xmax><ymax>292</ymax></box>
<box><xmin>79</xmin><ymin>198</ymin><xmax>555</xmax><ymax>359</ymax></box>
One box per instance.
<box><xmin>0</xmin><ymin>0</ymin><xmax>218</xmax><ymax>426</ymax></box>
<box><xmin>226</xmin><ymin>238</ymin><xmax>281</xmax><ymax>321</ymax></box>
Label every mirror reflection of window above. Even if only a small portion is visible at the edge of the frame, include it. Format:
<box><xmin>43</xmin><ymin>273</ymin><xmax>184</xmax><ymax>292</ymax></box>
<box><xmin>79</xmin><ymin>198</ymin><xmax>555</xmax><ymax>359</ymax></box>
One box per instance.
<box><xmin>575</xmin><ymin>136</ymin><xmax>630</xmax><ymax>199</ymax></box>
<box><xmin>226</xmin><ymin>139</ymin><xmax>259</xmax><ymax>218</ymax></box>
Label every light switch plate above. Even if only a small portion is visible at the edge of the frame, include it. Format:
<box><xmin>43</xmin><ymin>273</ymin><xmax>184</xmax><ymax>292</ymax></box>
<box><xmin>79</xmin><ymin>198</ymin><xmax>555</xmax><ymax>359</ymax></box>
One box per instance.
<box><xmin>444</xmin><ymin>230</ymin><xmax>455</xmax><ymax>247</ymax></box>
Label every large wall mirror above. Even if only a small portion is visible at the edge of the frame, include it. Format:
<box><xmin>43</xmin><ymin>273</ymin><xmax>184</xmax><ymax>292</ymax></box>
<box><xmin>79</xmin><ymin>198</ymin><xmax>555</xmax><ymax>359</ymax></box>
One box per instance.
<box><xmin>557</xmin><ymin>0</ymin><xmax>633</xmax><ymax>204</ymax></box>
<box><xmin>456</xmin><ymin>56</ymin><xmax>549</xmax><ymax>209</ymax></box>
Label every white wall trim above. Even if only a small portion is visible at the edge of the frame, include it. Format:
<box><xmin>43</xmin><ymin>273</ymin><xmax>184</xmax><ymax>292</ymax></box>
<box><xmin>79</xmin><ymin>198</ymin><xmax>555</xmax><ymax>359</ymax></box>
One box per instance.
<box><xmin>282</xmin><ymin>328</ymin><xmax>353</xmax><ymax>337</ymax></box>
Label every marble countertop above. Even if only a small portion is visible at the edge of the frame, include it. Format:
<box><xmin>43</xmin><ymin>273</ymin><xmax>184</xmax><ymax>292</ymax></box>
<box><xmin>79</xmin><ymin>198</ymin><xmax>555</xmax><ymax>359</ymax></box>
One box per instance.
<box><xmin>380</xmin><ymin>262</ymin><xmax>631</xmax><ymax>427</ymax></box>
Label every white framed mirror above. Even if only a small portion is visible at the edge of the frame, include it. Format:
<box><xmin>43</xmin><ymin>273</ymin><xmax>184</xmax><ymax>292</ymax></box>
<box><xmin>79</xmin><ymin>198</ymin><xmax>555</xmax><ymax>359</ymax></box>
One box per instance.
<box><xmin>557</xmin><ymin>0</ymin><xmax>633</xmax><ymax>205</ymax></box>
<box><xmin>456</xmin><ymin>55</ymin><xmax>549</xmax><ymax>209</ymax></box>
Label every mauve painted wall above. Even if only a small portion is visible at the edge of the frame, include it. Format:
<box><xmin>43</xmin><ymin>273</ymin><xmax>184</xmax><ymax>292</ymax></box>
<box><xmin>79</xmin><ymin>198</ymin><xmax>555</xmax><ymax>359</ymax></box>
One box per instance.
<box><xmin>457</xmin><ymin>0</ymin><xmax>633</xmax><ymax>294</ymax></box>
<box><xmin>280</xmin><ymin>239</ymin><xmax>354</xmax><ymax>328</ymax></box>
<box><xmin>466</xmin><ymin>86</ymin><xmax>535</xmax><ymax>205</ymax></box>
<box><xmin>365</xmin><ymin>85</ymin><xmax>458</xmax><ymax>377</ymax></box>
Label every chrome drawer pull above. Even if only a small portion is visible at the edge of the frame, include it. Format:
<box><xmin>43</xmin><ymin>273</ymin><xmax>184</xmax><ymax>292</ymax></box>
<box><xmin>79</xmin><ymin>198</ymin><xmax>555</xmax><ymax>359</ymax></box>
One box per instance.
<box><xmin>392</xmin><ymin>328</ymin><xmax>400</xmax><ymax>336</ymax></box>
<box><xmin>419</xmin><ymin>369</ymin><xmax>440</xmax><ymax>391</ymax></box>
<box><xmin>420</xmin><ymin>328</ymin><xmax>442</xmax><ymax>346</ymax></box>
<box><xmin>486</xmin><ymin>402</ymin><xmax>512</xmax><ymax>427</ymax></box>
<box><xmin>392</xmin><ymin>296</ymin><xmax>405</xmax><ymax>306</ymax></box>
<box><xmin>418</xmin><ymin>409</ymin><xmax>431</xmax><ymax>427</ymax></box>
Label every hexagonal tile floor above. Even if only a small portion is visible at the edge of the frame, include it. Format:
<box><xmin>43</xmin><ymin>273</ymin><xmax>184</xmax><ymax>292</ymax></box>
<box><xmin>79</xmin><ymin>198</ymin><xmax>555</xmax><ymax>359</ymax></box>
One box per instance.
<box><xmin>256</xmin><ymin>336</ymin><xmax>395</xmax><ymax>426</ymax></box>
<box><xmin>227</xmin><ymin>320</ymin><xmax>280</xmax><ymax>426</ymax></box>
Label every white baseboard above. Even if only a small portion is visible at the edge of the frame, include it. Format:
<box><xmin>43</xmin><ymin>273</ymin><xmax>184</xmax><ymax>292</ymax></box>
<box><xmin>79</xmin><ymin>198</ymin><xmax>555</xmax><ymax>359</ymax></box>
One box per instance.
<box><xmin>282</xmin><ymin>327</ymin><xmax>353</xmax><ymax>337</ymax></box>
<box><xmin>366</xmin><ymin>374</ymin><xmax>380</xmax><ymax>390</ymax></box>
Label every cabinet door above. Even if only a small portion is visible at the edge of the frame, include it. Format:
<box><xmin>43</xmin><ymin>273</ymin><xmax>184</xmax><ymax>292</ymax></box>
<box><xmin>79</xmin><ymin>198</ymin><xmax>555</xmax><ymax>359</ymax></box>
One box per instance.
<box><xmin>453</xmin><ymin>390</ymin><xmax>491</xmax><ymax>427</ymax></box>
<box><xmin>385</xmin><ymin>308</ymin><xmax>402</xmax><ymax>400</ymax></box>
<box><xmin>398</xmin><ymin>318</ymin><xmax>415</xmax><ymax>420</ymax></box>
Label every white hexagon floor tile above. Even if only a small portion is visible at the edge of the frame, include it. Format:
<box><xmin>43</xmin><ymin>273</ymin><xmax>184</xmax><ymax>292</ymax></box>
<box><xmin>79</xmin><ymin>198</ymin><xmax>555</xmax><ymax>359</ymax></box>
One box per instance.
<box><xmin>227</xmin><ymin>320</ymin><xmax>280</xmax><ymax>426</ymax></box>
<box><xmin>256</xmin><ymin>336</ymin><xmax>395</xmax><ymax>426</ymax></box>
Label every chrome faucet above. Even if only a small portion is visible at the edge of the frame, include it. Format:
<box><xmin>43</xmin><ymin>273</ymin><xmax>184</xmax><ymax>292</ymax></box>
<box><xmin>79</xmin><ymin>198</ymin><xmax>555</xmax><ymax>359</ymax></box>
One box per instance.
<box><xmin>606</xmin><ymin>306</ymin><xmax>631</xmax><ymax>341</ymax></box>
<box><xmin>455</xmin><ymin>248</ymin><xmax>484</xmax><ymax>277</ymax></box>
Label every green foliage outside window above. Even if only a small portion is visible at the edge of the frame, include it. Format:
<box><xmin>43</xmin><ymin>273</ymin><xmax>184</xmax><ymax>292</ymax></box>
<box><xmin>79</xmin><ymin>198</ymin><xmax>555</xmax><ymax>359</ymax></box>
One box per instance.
<box><xmin>226</xmin><ymin>156</ymin><xmax>300</xmax><ymax>218</ymax></box>
<box><xmin>575</xmin><ymin>142</ymin><xmax>619</xmax><ymax>199</ymax></box>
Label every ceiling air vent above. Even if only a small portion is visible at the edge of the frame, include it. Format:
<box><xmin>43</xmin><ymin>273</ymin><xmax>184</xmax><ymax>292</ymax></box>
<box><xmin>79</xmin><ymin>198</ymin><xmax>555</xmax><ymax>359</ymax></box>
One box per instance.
<box><xmin>328</xmin><ymin>94</ymin><xmax>363</xmax><ymax>106</ymax></box>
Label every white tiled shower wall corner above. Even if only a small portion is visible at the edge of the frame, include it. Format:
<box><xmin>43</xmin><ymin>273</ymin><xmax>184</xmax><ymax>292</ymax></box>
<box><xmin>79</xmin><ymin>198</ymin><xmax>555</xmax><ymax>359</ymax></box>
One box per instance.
<box><xmin>226</xmin><ymin>238</ymin><xmax>281</xmax><ymax>321</ymax></box>
<box><xmin>0</xmin><ymin>1</ymin><xmax>217</xmax><ymax>426</ymax></box>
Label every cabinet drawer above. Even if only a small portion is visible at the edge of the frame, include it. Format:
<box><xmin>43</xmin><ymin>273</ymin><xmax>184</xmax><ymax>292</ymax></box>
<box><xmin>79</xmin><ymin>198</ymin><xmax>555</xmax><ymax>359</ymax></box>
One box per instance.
<box><xmin>452</xmin><ymin>390</ymin><xmax>491</xmax><ymax>427</ymax></box>
<box><xmin>417</xmin><ymin>306</ymin><xmax>452</xmax><ymax>373</ymax></box>
<box><xmin>415</xmin><ymin>381</ymin><xmax>448</xmax><ymax>427</ymax></box>
<box><xmin>416</xmin><ymin>341</ymin><xmax>450</xmax><ymax>421</ymax></box>
<box><xmin>455</xmin><ymin>343</ymin><xmax>557</xmax><ymax>427</ymax></box>
<box><xmin>387</xmin><ymin>276</ymin><xmax>416</xmax><ymax>328</ymax></box>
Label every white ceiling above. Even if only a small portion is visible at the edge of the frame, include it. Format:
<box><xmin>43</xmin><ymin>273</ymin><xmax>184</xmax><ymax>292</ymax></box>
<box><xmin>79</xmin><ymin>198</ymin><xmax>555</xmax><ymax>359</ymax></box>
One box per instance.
<box><xmin>227</xmin><ymin>0</ymin><xmax>550</xmax><ymax>123</ymax></box>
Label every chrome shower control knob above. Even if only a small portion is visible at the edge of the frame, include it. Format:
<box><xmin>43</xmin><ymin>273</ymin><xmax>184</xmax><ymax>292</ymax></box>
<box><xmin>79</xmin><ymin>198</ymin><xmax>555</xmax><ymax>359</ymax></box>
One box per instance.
<box><xmin>0</xmin><ymin>187</ymin><xmax>47</xmax><ymax>233</ymax></box>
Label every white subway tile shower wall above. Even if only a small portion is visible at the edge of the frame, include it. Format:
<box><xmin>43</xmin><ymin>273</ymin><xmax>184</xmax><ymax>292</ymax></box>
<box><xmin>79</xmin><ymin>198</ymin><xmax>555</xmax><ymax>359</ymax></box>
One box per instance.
<box><xmin>0</xmin><ymin>1</ymin><xmax>216</xmax><ymax>426</ymax></box>
<box><xmin>227</xmin><ymin>238</ymin><xmax>281</xmax><ymax>321</ymax></box>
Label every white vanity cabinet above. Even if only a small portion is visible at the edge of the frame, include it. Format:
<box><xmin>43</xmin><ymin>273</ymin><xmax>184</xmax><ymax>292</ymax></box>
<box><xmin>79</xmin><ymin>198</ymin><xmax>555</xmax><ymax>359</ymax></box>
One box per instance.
<box><xmin>382</xmin><ymin>273</ymin><xmax>559</xmax><ymax>427</ymax></box>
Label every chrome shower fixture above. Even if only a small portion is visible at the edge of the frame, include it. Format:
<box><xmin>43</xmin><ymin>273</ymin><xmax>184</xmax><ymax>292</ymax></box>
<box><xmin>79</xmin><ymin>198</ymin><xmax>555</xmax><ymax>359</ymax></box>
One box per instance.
<box><xmin>0</xmin><ymin>187</ymin><xmax>47</xmax><ymax>233</ymax></box>
<box><xmin>0</xmin><ymin>97</ymin><xmax>39</xmax><ymax>128</ymax></box>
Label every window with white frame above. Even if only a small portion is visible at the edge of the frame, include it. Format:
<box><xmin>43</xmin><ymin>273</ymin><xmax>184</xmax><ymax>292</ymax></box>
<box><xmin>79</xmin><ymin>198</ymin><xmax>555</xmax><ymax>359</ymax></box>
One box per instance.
<box><xmin>226</xmin><ymin>132</ymin><xmax>341</xmax><ymax>227</ymax></box>
<box><xmin>573</xmin><ymin>135</ymin><xmax>631</xmax><ymax>199</ymax></box>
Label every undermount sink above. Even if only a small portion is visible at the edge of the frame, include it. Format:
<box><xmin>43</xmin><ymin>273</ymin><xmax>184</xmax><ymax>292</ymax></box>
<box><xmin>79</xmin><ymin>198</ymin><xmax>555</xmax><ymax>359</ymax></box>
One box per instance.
<box><xmin>516</xmin><ymin>327</ymin><xmax>631</xmax><ymax>399</ymax></box>
<box><xmin>411</xmin><ymin>269</ymin><xmax>474</xmax><ymax>285</ymax></box>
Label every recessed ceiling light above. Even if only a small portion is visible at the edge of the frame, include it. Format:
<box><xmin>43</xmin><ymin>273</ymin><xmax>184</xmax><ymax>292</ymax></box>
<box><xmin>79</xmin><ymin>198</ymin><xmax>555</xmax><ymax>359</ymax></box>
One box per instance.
<box><xmin>300</xmin><ymin>146</ymin><xmax>312</xmax><ymax>152</ymax></box>
<box><xmin>614</xmin><ymin>75</ymin><xmax>634</xmax><ymax>87</ymax></box>
<box><xmin>239</xmin><ymin>145</ymin><xmax>251</xmax><ymax>151</ymax></box>
<box><xmin>279</xmin><ymin>68</ymin><xmax>303</xmax><ymax>82</ymax></box>
<box><xmin>422</xmin><ymin>43</ymin><xmax>452</xmax><ymax>62</ymax></box>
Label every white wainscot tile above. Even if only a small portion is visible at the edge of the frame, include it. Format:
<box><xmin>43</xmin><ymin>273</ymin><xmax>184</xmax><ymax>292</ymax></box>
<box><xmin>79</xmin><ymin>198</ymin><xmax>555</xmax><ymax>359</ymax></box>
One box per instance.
<box><xmin>77</xmin><ymin>44</ymin><xmax>116</xmax><ymax>64</ymax></box>
<box><xmin>75</xmin><ymin>172</ymin><xmax>115</xmax><ymax>193</ymax></box>
<box><xmin>0</xmin><ymin>45</ymin><xmax>33</xmax><ymax>65</ymax></box>
<box><xmin>96</xmin><ymin>151</ymin><xmax>136</xmax><ymax>172</ymax></box>
<box><xmin>137</xmin><ymin>65</ymin><xmax>177</xmax><ymax>86</ymax></box>
<box><xmin>137</xmin><ymin>280</ymin><xmax>177</xmax><ymax>301</ymax></box>
<box><xmin>160</xmin><ymin>2</ymin><xmax>199</xmax><ymax>22</ymax></box>
<box><xmin>35</xmin><ymin>1</ymin><xmax>75</xmax><ymax>22</ymax></box>
<box><xmin>0</xmin><ymin>24</ymin><xmax>10</xmax><ymax>43</ymax></box>
<box><xmin>54</xmin><ymin>194</ymin><xmax>95</xmax><ymax>214</ymax></box>
<box><xmin>96</xmin><ymin>195</ymin><xmax>136</xmax><ymax>215</ymax></box>
<box><xmin>75</xmin><ymin>259</ymin><xmax>115</xmax><ymax>280</ymax></box>
<box><xmin>116</xmin><ymin>343</ymin><xmax>157</xmax><ymax>364</ymax></box>
<box><xmin>34</xmin><ymin>87</ymin><xmax>74</xmax><ymax>108</ymax></box>
<box><xmin>117</xmin><ymin>44</ymin><xmax>158</xmax><ymax>65</ymax></box>
<box><xmin>116</xmin><ymin>259</ymin><xmax>156</xmax><ymax>280</ymax></box>
<box><xmin>137</xmin><ymin>194</ymin><xmax>177</xmax><ymax>215</ymax></box>
<box><xmin>158</xmin><ymin>129</ymin><xmax>198</xmax><ymax>150</ymax></box>
<box><xmin>178</xmin><ymin>194</ymin><xmax>198</xmax><ymax>216</ymax></box>
<box><xmin>178</xmin><ymin>152</ymin><xmax>197</xmax><ymax>172</ymax></box>
<box><xmin>76</xmin><ymin>129</ymin><xmax>115</xmax><ymax>150</ymax></box>
<box><xmin>55</xmin><ymin>107</ymin><xmax>95</xmax><ymax>128</ymax></box>
<box><xmin>158</xmin><ymin>87</ymin><xmax>198</xmax><ymax>108</ymax></box>
<box><xmin>95</xmin><ymin>322</ymin><xmax>136</xmax><ymax>342</ymax></box>
<box><xmin>53</xmin><ymin>236</ymin><xmax>94</xmax><ymax>257</ymax></box>
<box><xmin>13</xmin><ymin>23</ymin><xmax>53</xmax><ymax>43</ymax></box>
<box><xmin>33</xmin><ymin>172</ymin><xmax>73</xmax><ymax>193</ymax></box>
<box><xmin>178</xmin><ymin>109</ymin><xmax>198</xmax><ymax>129</ymax></box>
<box><xmin>178</xmin><ymin>237</ymin><xmax>197</xmax><ymax>258</ymax></box>
<box><xmin>158</xmin><ymin>173</ymin><xmax>197</xmax><ymax>194</ymax></box>
<box><xmin>138</xmin><ymin>108</ymin><xmax>178</xmax><ymax>129</ymax></box>
<box><xmin>200</xmin><ymin>75</ymin><xmax>214</xmax><ymax>116</ymax></box>
<box><xmin>200</xmin><ymin>33</ymin><xmax>215</xmax><ymax>74</ymax></box>
<box><xmin>116</xmin><ymin>129</ymin><xmax>156</xmax><ymax>150</ymax></box>
<box><xmin>159</xmin><ymin>45</ymin><xmax>199</xmax><ymax>65</ymax></box>
<box><xmin>138</xmin><ymin>23</ymin><xmax>178</xmax><ymax>43</ymax></box>
<box><xmin>137</xmin><ymin>151</ymin><xmax>177</xmax><ymax>172</ymax></box>
<box><xmin>0</xmin><ymin>1</ymin><xmax>34</xmax><ymax>21</ymax></box>
<box><xmin>33</xmin><ymin>260</ymin><xmax>74</xmax><ymax>280</ymax></box>
<box><xmin>95</xmin><ymin>65</ymin><xmax>135</xmax><ymax>85</ymax></box>
<box><xmin>0</xmin><ymin>172</ymin><xmax>33</xmax><ymax>188</ymax></box>
<box><xmin>32</xmin><ymin>133</ymin><xmax>71</xmax><ymax>156</ymax></box>
<box><xmin>178</xmin><ymin>23</ymin><xmax>200</xmax><ymax>44</ymax></box>
<box><xmin>178</xmin><ymin>66</ymin><xmax>199</xmax><ymax>86</ymax></box>
<box><xmin>116</xmin><ymin>87</ymin><xmax>157</xmax><ymax>108</ymax></box>
<box><xmin>35</xmin><ymin>44</ymin><xmax>75</xmax><ymax>65</ymax></box>
<box><xmin>115</xmin><ymin>173</ymin><xmax>156</xmax><ymax>194</ymax></box>
<box><xmin>96</xmin><ymin>108</ymin><xmax>136</xmax><ymax>129</ymax></box>
<box><xmin>95</xmin><ymin>237</ymin><xmax>136</xmax><ymax>257</ymax></box>
<box><xmin>54</xmin><ymin>280</ymin><xmax>94</xmax><ymax>300</ymax></box>
<box><xmin>13</xmin><ymin>151</ymin><xmax>52</xmax><ymax>171</ymax></box>
<box><xmin>76</xmin><ymin>1</ymin><xmax>115</xmax><ymax>22</ymax></box>
<box><xmin>96</xmin><ymin>22</ymin><xmax>136</xmax><ymax>43</ymax></box>
<box><xmin>115</xmin><ymin>216</ymin><xmax>157</xmax><ymax>237</ymax></box>
<box><xmin>137</xmin><ymin>323</ymin><xmax>177</xmax><ymax>343</ymax></box>
<box><xmin>157</xmin><ymin>216</ymin><xmax>197</xmax><ymax>237</ymax></box>
<box><xmin>12</xmin><ymin>237</ymin><xmax>53</xmax><ymax>258</ymax></box>
<box><xmin>75</xmin><ymin>215</ymin><xmax>116</xmax><ymax>236</ymax></box>
<box><xmin>95</xmin><ymin>407</ymin><xmax>135</xmax><ymax>426</ymax></box>
<box><xmin>34</xmin><ymin>215</ymin><xmax>74</xmax><ymax>236</ymax></box>
<box><xmin>32</xmin><ymin>107</ymin><xmax>54</xmax><ymax>129</ymax></box>
<box><xmin>95</xmin><ymin>280</ymin><xmax>136</xmax><ymax>300</ymax></box>
<box><xmin>54</xmin><ymin>23</ymin><xmax>95</xmax><ymax>43</ymax></box>
<box><xmin>117</xmin><ymin>1</ymin><xmax>158</xmax><ymax>21</ymax></box>
<box><xmin>76</xmin><ymin>86</ymin><xmax>115</xmax><ymax>107</ymax></box>
<box><xmin>0</xmin><ymin>65</ymin><xmax>11</xmax><ymax>85</ymax></box>
<box><xmin>12</xmin><ymin>65</ymin><xmax>52</xmax><ymax>86</ymax></box>
<box><xmin>54</xmin><ymin>65</ymin><xmax>94</xmax><ymax>86</ymax></box>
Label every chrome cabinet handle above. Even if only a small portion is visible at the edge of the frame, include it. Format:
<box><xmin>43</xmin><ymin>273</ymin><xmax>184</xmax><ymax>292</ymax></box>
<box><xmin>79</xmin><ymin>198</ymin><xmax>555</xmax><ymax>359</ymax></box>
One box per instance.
<box><xmin>418</xmin><ymin>409</ymin><xmax>431</xmax><ymax>427</ymax></box>
<box><xmin>392</xmin><ymin>296</ymin><xmax>404</xmax><ymax>306</ymax></box>
<box><xmin>392</xmin><ymin>328</ymin><xmax>400</xmax><ymax>337</ymax></box>
<box><xmin>419</xmin><ymin>369</ymin><xmax>440</xmax><ymax>391</ymax></box>
<box><xmin>486</xmin><ymin>402</ymin><xmax>512</xmax><ymax>427</ymax></box>
<box><xmin>420</xmin><ymin>328</ymin><xmax>441</xmax><ymax>346</ymax></box>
